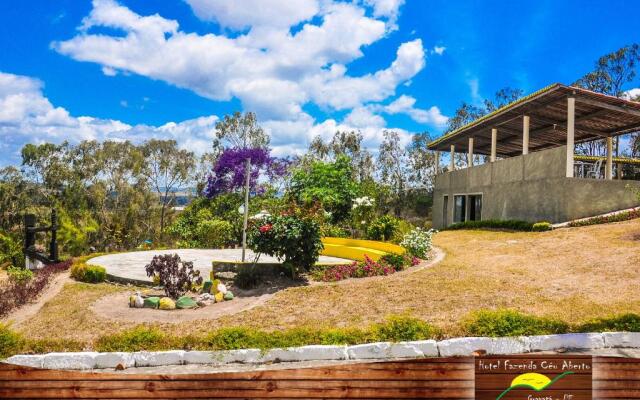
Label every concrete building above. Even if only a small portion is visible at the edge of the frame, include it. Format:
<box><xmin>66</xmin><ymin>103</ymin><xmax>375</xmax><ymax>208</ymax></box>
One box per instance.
<box><xmin>428</xmin><ymin>84</ymin><xmax>640</xmax><ymax>229</ymax></box>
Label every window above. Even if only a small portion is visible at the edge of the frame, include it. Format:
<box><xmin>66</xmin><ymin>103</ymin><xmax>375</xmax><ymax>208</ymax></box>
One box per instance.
<box><xmin>468</xmin><ymin>194</ymin><xmax>482</xmax><ymax>221</ymax></box>
<box><xmin>453</xmin><ymin>195</ymin><xmax>466</xmax><ymax>223</ymax></box>
<box><xmin>443</xmin><ymin>195</ymin><xmax>448</xmax><ymax>225</ymax></box>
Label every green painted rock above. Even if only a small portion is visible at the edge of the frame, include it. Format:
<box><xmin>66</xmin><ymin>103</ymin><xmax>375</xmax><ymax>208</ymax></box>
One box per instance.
<box><xmin>223</xmin><ymin>291</ymin><xmax>234</xmax><ymax>301</ymax></box>
<box><xmin>176</xmin><ymin>296</ymin><xmax>198</xmax><ymax>309</ymax></box>
<box><xmin>143</xmin><ymin>297</ymin><xmax>160</xmax><ymax>309</ymax></box>
<box><xmin>159</xmin><ymin>297</ymin><xmax>176</xmax><ymax>310</ymax></box>
<box><xmin>202</xmin><ymin>280</ymin><xmax>213</xmax><ymax>294</ymax></box>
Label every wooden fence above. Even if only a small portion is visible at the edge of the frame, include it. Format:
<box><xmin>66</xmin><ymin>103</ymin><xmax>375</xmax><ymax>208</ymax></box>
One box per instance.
<box><xmin>0</xmin><ymin>356</ymin><xmax>639</xmax><ymax>399</ymax></box>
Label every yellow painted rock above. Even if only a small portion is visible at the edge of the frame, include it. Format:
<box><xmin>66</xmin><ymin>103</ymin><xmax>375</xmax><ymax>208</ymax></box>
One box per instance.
<box><xmin>211</xmin><ymin>279</ymin><xmax>221</xmax><ymax>294</ymax></box>
<box><xmin>214</xmin><ymin>292</ymin><xmax>224</xmax><ymax>303</ymax></box>
<box><xmin>159</xmin><ymin>297</ymin><xmax>176</xmax><ymax>310</ymax></box>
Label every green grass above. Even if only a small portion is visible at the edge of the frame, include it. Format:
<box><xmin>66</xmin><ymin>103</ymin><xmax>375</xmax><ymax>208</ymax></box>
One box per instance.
<box><xmin>463</xmin><ymin>309</ymin><xmax>569</xmax><ymax>337</ymax></box>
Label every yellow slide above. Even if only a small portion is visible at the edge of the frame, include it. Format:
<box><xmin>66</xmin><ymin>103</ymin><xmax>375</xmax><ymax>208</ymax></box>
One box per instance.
<box><xmin>320</xmin><ymin>237</ymin><xmax>405</xmax><ymax>262</ymax></box>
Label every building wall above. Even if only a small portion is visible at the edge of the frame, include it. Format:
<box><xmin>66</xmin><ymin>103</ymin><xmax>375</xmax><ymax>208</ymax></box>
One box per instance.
<box><xmin>432</xmin><ymin>146</ymin><xmax>640</xmax><ymax>229</ymax></box>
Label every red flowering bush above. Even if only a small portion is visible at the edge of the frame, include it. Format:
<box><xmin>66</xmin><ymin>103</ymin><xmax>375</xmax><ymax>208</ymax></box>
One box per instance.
<box><xmin>316</xmin><ymin>253</ymin><xmax>419</xmax><ymax>282</ymax></box>
<box><xmin>259</xmin><ymin>224</ymin><xmax>272</xmax><ymax>233</ymax></box>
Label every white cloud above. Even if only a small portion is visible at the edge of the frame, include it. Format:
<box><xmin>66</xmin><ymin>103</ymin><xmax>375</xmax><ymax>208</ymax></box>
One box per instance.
<box><xmin>364</xmin><ymin>0</ymin><xmax>405</xmax><ymax>30</ymax></box>
<box><xmin>52</xmin><ymin>0</ymin><xmax>422</xmax><ymax>121</ymax></box>
<box><xmin>381</xmin><ymin>94</ymin><xmax>448</xmax><ymax>125</ymax></box>
<box><xmin>343</xmin><ymin>107</ymin><xmax>386</xmax><ymax>128</ymax></box>
<box><xmin>185</xmin><ymin>0</ymin><xmax>319</xmax><ymax>29</ymax></box>
<box><xmin>623</xmin><ymin>88</ymin><xmax>640</xmax><ymax>101</ymax></box>
<box><xmin>433</xmin><ymin>45</ymin><xmax>446</xmax><ymax>55</ymax></box>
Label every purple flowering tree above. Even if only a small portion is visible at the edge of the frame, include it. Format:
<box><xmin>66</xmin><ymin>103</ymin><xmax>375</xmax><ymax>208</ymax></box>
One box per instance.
<box><xmin>204</xmin><ymin>147</ymin><xmax>290</xmax><ymax>198</ymax></box>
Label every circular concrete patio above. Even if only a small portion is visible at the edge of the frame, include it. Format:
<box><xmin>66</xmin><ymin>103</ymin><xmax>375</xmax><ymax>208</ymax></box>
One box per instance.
<box><xmin>87</xmin><ymin>249</ymin><xmax>350</xmax><ymax>284</ymax></box>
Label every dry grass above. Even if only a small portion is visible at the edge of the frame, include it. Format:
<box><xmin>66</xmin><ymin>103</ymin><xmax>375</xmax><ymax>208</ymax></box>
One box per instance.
<box><xmin>16</xmin><ymin>219</ymin><xmax>640</xmax><ymax>342</ymax></box>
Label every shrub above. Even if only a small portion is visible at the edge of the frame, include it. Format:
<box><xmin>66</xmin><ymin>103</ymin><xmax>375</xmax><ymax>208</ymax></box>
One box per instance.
<box><xmin>145</xmin><ymin>254</ymin><xmax>203</xmax><ymax>299</ymax></box>
<box><xmin>400</xmin><ymin>227</ymin><xmax>436</xmax><ymax>259</ymax></box>
<box><xmin>446</xmin><ymin>219</ymin><xmax>534</xmax><ymax>231</ymax></box>
<box><xmin>532</xmin><ymin>221</ymin><xmax>552</xmax><ymax>231</ymax></box>
<box><xmin>195</xmin><ymin>218</ymin><xmax>234</xmax><ymax>248</ymax></box>
<box><xmin>374</xmin><ymin>315</ymin><xmax>438</xmax><ymax>342</ymax></box>
<box><xmin>96</xmin><ymin>326</ymin><xmax>167</xmax><ymax>352</ymax></box>
<box><xmin>0</xmin><ymin>323</ymin><xmax>24</xmax><ymax>358</ymax></box>
<box><xmin>392</xmin><ymin>219</ymin><xmax>415</xmax><ymax>243</ymax></box>
<box><xmin>463</xmin><ymin>309</ymin><xmax>569</xmax><ymax>337</ymax></box>
<box><xmin>70</xmin><ymin>263</ymin><xmax>106</xmax><ymax>283</ymax></box>
<box><xmin>7</xmin><ymin>266</ymin><xmax>33</xmax><ymax>283</ymax></box>
<box><xmin>577</xmin><ymin>313</ymin><xmax>640</xmax><ymax>332</ymax></box>
<box><xmin>568</xmin><ymin>208</ymin><xmax>640</xmax><ymax>227</ymax></box>
<box><xmin>321</xmin><ymin>224</ymin><xmax>350</xmax><ymax>238</ymax></box>
<box><xmin>366</xmin><ymin>215</ymin><xmax>400</xmax><ymax>241</ymax></box>
<box><xmin>315</xmin><ymin>254</ymin><xmax>419</xmax><ymax>282</ymax></box>
<box><xmin>248</xmin><ymin>211</ymin><xmax>323</xmax><ymax>277</ymax></box>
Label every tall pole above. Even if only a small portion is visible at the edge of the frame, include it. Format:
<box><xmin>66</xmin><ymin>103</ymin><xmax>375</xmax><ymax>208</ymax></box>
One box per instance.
<box><xmin>241</xmin><ymin>158</ymin><xmax>251</xmax><ymax>262</ymax></box>
<box><xmin>566</xmin><ymin>97</ymin><xmax>575</xmax><ymax>178</ymax></box>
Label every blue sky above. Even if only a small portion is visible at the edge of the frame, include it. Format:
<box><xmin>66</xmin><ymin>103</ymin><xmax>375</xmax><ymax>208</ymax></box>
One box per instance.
<box><xmin>0</xmin><ymin>0</ymin><xmax>638</xmax><ymax>166</ymax></box>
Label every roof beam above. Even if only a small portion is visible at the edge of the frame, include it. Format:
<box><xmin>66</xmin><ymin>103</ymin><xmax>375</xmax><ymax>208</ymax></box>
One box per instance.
<box><xmin>575</xmin><ymin>95</ymin><xmax>640</xmax><ymax>118</ymax></box>
<box><xmin>607</xmin><ymin>121</ymin><xmax>640</xmax><ymax>135</ymax></box>
<box><xmin>528</xmin><ymin>109</ymin><xmax>611</xmax><ymax>137</ymax></box>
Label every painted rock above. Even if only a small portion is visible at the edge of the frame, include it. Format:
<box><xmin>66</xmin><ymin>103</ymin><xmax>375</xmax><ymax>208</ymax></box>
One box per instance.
<box><xmin>143</xmin><ymin>296</ymin><xmax>160</xmax><ymax>309</ymax></box>
<box><xmin>223</xmin><ymin>291</ymin><xmax>234</xmax><ymax>301</ymax></box>
<box><xmin>214</xmin><ymin>292</ymin><xmax>224</xmax><ymax>303</ymax></box>
<box><xmin>176</xmin><ymin>296</ymin><xmax>198</xmax><ymax>309</ymax></box>
<box><xmin>159</xmin><ymin>297</ymin><xmax>176</xmax><ymax>310</ymax></box>
<box><xmin>217</xmin><ymin>283</ymin><xmax>228</xmax><ymax>295</ymax></box>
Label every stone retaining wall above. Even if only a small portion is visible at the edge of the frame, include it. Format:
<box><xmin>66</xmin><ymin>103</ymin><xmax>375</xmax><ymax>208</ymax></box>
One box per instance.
<box><xmin>6</xmin><ymin>332</ymin><xmax>640</xmax><ymax>370</ymax></box>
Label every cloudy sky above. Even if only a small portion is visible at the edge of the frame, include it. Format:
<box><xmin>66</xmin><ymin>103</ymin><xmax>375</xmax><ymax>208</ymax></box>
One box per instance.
<box><xmin>0</xmin><ymin>0</ymin><xmax>638</xmax><ymax>165</ymax></box>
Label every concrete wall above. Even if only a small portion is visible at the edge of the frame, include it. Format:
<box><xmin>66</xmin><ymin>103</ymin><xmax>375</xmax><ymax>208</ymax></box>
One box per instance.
<box><xmin>432</xmin><ymin>146</ymin><xmax>640</xmax><ymax>229</ymax></box>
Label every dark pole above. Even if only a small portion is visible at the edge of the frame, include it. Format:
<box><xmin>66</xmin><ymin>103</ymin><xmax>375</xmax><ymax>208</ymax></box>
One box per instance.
<box><xmin>49</xmin><ymin>209</ymin><xmax>58</xmax><ymax>263</ymax></box>
<box><xmin>24</xmin><ymin>214</ymin><xmax>36</xmax><ymax>269</ymax></box>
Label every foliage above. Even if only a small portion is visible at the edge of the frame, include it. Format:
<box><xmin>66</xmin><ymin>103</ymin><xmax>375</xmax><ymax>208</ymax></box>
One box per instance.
<box><xmin>377</xmin><ymin>130</ymin><xmax>409</xmax><ymax>216</ymax></box>
<box><xmin>446</xmin><ymin>219</ymin><xmax>535</xmax><ymax>231</ymax></box>
<box><xmin>366</xmin><ymin>215</ymin><xmax>400</xmax><ymax>241</ymax></box>
<box><xmin>195</xmin><ymin>218</ymin><xmax>234</xmax><ymax>248</ymax></box>
<box><xmin>577</xmin><ymin>313</ymin><xmax>640</xmax><ymax>332</ymax></box>
<box><xmin>145</xmin><ymin>254</ymin><xmax>203</xmax><ymax>299</ymax></box>
<box><xmin>7</xmin><ymin>266</ymin><xmax>33</xmax><ymax>283</ymax></box>
<box><xmin>57</xmin><ymin>209</ymin><xmax>99</xmax><ymax>256</ymax></box>
<box><xmin>248</xmin><ymin>210</ymin><xmax>323</xmax><ymax>276</ymax></box>
<box><xmin>0</xmin><ymin>259</ymin><xmax>72</xmax><ymax>318</ymax></box>
<box><xmin>288</xmin><ymin>155</ymin><xmax>358</xmax><ymax>224</ymax></box>
<box><xmin>351</xmin><ymin>196</ymin><xmax>375</xmax><ymax>236</ymax></box>
<box><xmin>141</xmin><ymin>139</ymin><xmax>196</xmax><ymax>236</ymax></box>
<box><xmin>320</xmin><ymin>224</ymin><xmax>350</xmax><ymax>238</ymax></box>
<box><xmin>464</xmin><ymin>309</ymin><xmax>569</xmax><ymax>337</ymax></box>
<box><xmin>374</xmin><ymin>315</ymin><xmax>438</xmax><ymax>342</ymax></box>
<box><xmin>204</xmin><ymin>147</ymin><xmax>289</xmax><ymax>197</ymax></box>
<box><xmin>313</xmin><ymin>254</ymin><xmax>419</xmax><ymax>282</ymax></box>
<box><xmin>0</xmin><ymin>323</ymin><xmax>24</xmax><ymax>358</ymax></box>
<box><xmin>307</xmin><ymin>130</ymin><xmax>375</xmax><ymax>182</ymax></box>
<box><xmin>568</xmin><ymin>208</ymin><xmax>640</xmax><ymax>227</ymax></box>
<box><xmin>96</xmin><ymin>326</ymin><xmax>167</xmax><ymax>352</ymax></box>
<box><xmin>0</xmin><ymin>231</ymin><xmax>23</xmax><ymax>268</ymax></box>
<box><xmin>70</xmin><ymin>263</ymin><xmax>106</xmax><ymax>283</ymax></box>
<box><xmin>531</xmin><ymin>221</ymin><xmax>553</xmax><ymax>232</ymax></box>
<box><xmin>212</xmin><ymin>111</ymin><xmax>270</xmax><ymax>152</ymax></box>
<box><xmin>400</xmin><ymin>227</ymin><xmax>436</xmax><ymax>259</ymax></box>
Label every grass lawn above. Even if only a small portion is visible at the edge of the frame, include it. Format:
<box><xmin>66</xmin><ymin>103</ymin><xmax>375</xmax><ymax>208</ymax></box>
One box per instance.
<box><xmin>14</xmin><ymin>219</ymin><xmax>640</xmax><ymax>343</ymax></box>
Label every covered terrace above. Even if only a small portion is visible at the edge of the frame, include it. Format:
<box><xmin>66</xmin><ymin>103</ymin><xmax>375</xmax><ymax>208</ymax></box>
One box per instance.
<box><xmin>428</xmin><ymin>83</ymin><xmax>640</xmax><ymax>179</ymax></box>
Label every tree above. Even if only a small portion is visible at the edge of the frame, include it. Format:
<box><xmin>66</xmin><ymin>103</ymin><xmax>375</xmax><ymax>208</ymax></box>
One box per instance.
<box><xmin>212</xmin><ymin>111</ymin><xmax>270</xmax><ymax>152</ymax></box>
<box><xmin>574</xmin><ymin>44</ymin><xmax>640</xmax><ymax>161</ymax></box>
<box><xmin>288</xmin><ymin>155</ymin><xmax>358</xmax><ymax>224</ymax></box>
<box><xmin>141</xmin><ymin>140</ymin><xmax>196</xmax><ymax>237</ymax></box>
<box><xmin>407</xmin><ymin>132</ymin><xmax>437</xmax><ymax>191</ymax></box>
<box><xmin>307</xmin><ymin>130</ymin><xmax>374</xmax><ymax>182</ymax></box>
<box><xmin>484</xmin><ymin>88</ymin><xmax>523</xmax><ymax>113</ymax></box>
<box><xmin>378</xmin><ymin>130</ymin><xmax>409</xmax><ymax>217</ymax></box>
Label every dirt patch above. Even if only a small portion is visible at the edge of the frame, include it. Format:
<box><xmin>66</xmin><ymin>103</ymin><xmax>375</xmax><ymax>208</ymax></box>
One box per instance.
<box><xmin>90</xmin><ymin>290</ymin><xmax>275</xmax><ymax>323</ymax></box>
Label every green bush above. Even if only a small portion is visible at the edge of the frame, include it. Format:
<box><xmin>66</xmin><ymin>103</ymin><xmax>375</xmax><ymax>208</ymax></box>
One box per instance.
<box><xmin>374</xmin><ymin>315</ymin><xmax>438</xmax><ymax>342</ymax></box>
<box><xmin>248</xmin><ymin>211</ymin><xmax>323</xmax><ymax>277</ymax></box>
<box><xmin>532</xmin><ymin>221</ymin><xmax>552</xmax><ymax>231</ymax></box>
<box><xmin>379</xmin><ymin>253</ymin><xmax>406</xmax><ymax>271</ymax></box>
<box><xmin>321</xmin><ymin>224</ymin><xmax>350</xmax><ymax>238</ymax></box>
<box><xmin>70</xmin><ymin>263</ymin><xmax>106</xmax><ymax>283</ymax></box>
<box><xmin>0</xmin><ymin>323</ymin><xmax>24</xmax><ymax>358</ymax></box>
<box><xmin>366</xmin><ymin>215</ymin><xmax>400</xmax><ymax>241</ymax></box>
<box><xmin>95</xmin><ymin>326</ymin><xmax>167</xmax><ymax>352</ymax></box>
<box><xmin>195</xmin><ymin>218</ymin><xmax>234</xmax><ymax>248</ymax></box>
<box><xmin>446</xmin><ymin>219</ymin><xmax>534</xmax><ymax>231</ymax></box>
<box><xmin>577</xmin><ymin>313</ymin><xmax>640</xmax><ymax>332</ymax></box>
<box><xmin>568</xmin><ymin>209</ymin><xmax>640</xmax><ymax>227</ymax></box>
<box><xmin>7</xmin><ymin>266</ymin><xmax>33</xmax><ymax>283</ymax></box>
<box><xmin>464</xmin><ymin>309</ymin><xmax>569</xmax><ymax>337</ymax></box>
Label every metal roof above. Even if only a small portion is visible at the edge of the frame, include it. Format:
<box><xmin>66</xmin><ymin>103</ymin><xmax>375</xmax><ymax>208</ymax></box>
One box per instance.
<box><xmin>428</xmin><ymin>84</ymin><xmax>640</xmax><ymax>157</ymax></box>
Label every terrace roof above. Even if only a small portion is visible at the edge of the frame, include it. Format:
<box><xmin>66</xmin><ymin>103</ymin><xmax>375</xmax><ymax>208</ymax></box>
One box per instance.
<box><xmin>427</xmin><ymin>83</ymin><xmax>640</xmax><ymax>157</ymax></box>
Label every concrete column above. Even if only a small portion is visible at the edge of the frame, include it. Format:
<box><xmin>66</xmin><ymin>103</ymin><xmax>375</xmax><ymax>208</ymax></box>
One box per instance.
<box><xmin>435</xmin><ymin>151</ymin><xmax>440</xmax><ymax>174</ymax></box>
<box><xmin>490</xmin><ymin>128</ymin><xmax>497</xmax><ymax>162</ymax></box>
<box><xmin>566</xmin><ymin>97</ymin><xmax>575</xmax><ymax>178</ymax></box>
<box><xmin>606</xmin><ymin>136</ymin><xmax>613</xmax><ymax>180</ymax></box>
<box><xmin>449</xmin><ymin>144</ymin><xmax>455</xmax><ymax>171</ymax></box>
<box><xmin>522</xmin><ymin>115</ymin><xmax>530</xmax><ymax>155</ymax></box>
<box><xmin>468</xmin><ymin>137</ymin><xmax>474</xmax><ymax>167</ymax></box>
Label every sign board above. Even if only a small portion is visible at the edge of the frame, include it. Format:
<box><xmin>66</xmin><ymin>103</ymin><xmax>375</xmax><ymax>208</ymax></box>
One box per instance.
<box><xmin>476</xmin><ymin>355</ymin><xmax>592</xmax><ymax>400</ymax></box>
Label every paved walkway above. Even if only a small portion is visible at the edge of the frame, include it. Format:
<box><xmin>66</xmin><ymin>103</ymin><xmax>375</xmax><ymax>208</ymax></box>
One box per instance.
<box><xmin>88</xmin><ymin>249</ymin><xmax>349</xmax><ymax>284</ymax></box>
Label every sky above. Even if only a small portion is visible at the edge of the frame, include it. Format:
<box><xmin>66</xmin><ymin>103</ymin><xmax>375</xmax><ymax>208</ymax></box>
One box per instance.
<box><xmin>0</xmin><ymin>0</ymin><xmax>639</xmax><ymax>166</ymax></box>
